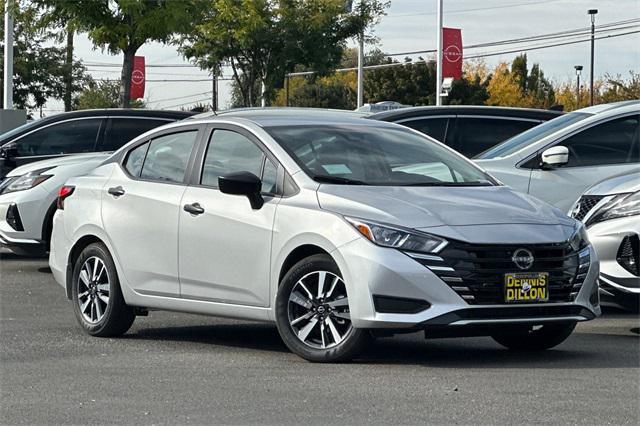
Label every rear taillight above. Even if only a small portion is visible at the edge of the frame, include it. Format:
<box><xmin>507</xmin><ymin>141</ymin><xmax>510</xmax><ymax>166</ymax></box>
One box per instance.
<box><xmin>57</xmin><ymin>185</ymin><xmax>75</xmax><ymax>210</ymax></box>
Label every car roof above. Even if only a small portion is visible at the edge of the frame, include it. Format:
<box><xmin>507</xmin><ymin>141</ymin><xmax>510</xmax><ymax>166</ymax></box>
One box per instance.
<box><xmin>572</xmin><ymin>100</ymin><xmax>639</xmax><ymax>115</ymax></box>
<box><xmin>189</xmin><ymin>107</ymin><xmax>372</xmax><ymax>127</ymax></box>
<box><xmin>369</xmin><ymin>105</ymin><xmax>564</xmax><ymax>122</ymax></box>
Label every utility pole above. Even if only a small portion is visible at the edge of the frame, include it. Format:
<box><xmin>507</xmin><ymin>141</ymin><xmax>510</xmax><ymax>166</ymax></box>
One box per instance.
<box><xmin>435</xmin><ymin>0</ymin><xmax>443</xmax><ymax>106</ymax></box>
<box><xmin>285</xmin><ymin>75</ymin><xmax>290</xmax><ymax>107</ymax></box>
<box><xmin>211</xmin><ymin>73</ymin><xmax>218</xmax><ymax>112</ymax></box>
<box><xmin>357</xmin><ymin>33</ymin><xmax>364</xmax><ymax>108</ymax></box>
<box><xmin>3</xmin><ymin>0</ymin><xmax>14</xmax><ymax>109</ymax></box>
<box><xmin>588</xmin><ymin>9</ymin><xmax>598</xmax><ymax>106</ymax></box>
<box><xmin>574</xmin><ymin>65</ymin><xmax>583</xmax><ymax>108</ymax></box>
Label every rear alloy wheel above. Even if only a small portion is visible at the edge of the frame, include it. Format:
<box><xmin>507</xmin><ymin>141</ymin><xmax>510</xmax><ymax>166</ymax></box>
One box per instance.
<box><xmin>275</xmin><ymin>254</ymin><xmax>370</xmax><ymax>362</ymax></box>
<box><xmin>491</xmin><ymin>322</ymin><xmax>577</xmax><ymax>351</ymax></box>
<box><xmin>71</xmin><ymin>243</ymin><xmax>135</xmax><ymax>337</ymax></box>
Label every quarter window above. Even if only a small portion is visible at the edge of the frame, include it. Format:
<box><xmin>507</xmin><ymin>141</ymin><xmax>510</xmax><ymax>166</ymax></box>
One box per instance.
<box><xmin>138</xmin><ymin>131</ymin><xmax>197</xmax><ymax>183</ymax></box>
<box><xmin>201</xmin><ymin>130</ymin><xmax>269</xmax><ymax>189</ymax></box>
<box><xmin>560</xmin><ymin>115</ymin><xmax>639</xmax><ymax>167</ymax></box>
<box><xmin>14</xmin><ymin>118</ymin><xmax>102</xmax><ymax>156</ymax></box>
<box><xmin>452</xmin><ymin>118</ymin><xmax>536</xmax><ymax>157</ymax></box>
<box><xmin>124</xmin><ymin>142</ymin><xmax>149</xmax><ymax>177</ymax></box>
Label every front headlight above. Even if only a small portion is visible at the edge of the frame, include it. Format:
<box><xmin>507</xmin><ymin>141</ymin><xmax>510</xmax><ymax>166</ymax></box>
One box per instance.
<box><xmin>0</xmin><ymin>167</ymin><xmax>55</xmax><ymax>195</ymax></box>
<box><xmin>586</xmin><ymin>191</ymin><xmax>640</xmax><ymax>226</ymax></box>
<box><xmin>569</xmin><ymin>224</ymin><xmax>590</xmax><ymax>251</ymax></box>
<box><xmin>345</xmin><ymin>217</ymin><xmax>448</xmax><ymax>253</ymax></box>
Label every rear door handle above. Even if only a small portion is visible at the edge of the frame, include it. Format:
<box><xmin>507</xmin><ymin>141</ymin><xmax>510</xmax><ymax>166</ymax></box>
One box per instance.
<box><xmin>183</xmin><ymin>202</ymin><xmax>205</xmax><ymax>215</ymax></box>
<box><xmin>107</xmin><ymin>186</ymin><xmax>125</xmax><ymax>197</ymax></box>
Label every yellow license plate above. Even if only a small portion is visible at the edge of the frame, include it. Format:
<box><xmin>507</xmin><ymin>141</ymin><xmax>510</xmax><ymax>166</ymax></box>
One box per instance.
<box><xmin>504</xmin><ymin>272</ymin><xmax>549</xmax><ymax>303</ymax></box>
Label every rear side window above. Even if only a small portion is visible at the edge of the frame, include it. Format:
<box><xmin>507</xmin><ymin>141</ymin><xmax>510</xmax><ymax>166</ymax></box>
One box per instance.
<box><xmin>102</xmin><ymin>118</ymin><xmax>170</xmax><ymax>151</ymax></box>
<box><xmin>561</xmin><ymin>115</ymin><xmax>639</xmax><ymax>167</ymax></box>
<box><xmin>201</xmin><ymin>130</ymin><xmax>265</xmax><ymax>188</ymax></box>
<box><xmin>136</xmin><ymin>131</ymin><xmax>197</xmax><ymax>183</ymax></box>
<box><xmin>401</xmin><ymin>118</ymin><xmax>448</xmax><ymax>142</ymax></box>
<box><xmin>13</xmin><ymin>118</ymin><xmax>102</xmax><ymax>156</ymax></box>
<box><xmin>451</xmin><ymin>118</ymin><xmax>536</xmax><ymax>157</ymax></box>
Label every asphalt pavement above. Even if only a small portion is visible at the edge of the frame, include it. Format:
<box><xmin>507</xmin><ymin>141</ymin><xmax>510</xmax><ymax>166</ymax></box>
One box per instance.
<box><xmin>1</xmin><ymin>251</ymin><xmax>639</xmax><ymax>425</ymax></box>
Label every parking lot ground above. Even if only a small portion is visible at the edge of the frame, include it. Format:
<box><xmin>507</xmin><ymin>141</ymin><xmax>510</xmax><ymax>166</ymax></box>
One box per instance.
<box><xmin>1</xmin><ymin>251</ymin><xmax>639</xmax><ymax>425</ymax></box>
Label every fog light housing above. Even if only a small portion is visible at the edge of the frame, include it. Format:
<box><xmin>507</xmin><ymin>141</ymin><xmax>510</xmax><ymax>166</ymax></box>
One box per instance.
<box><xmin>6</xmin><ymin>203</ymin><xmax>24</xmax><ymax>231</ymax></box>
<box><xmin>373</xmin><ymin>295</ymin><xmax>431</xmax><ymax>314</ymax></box>
<box><xmin>617</xmin><ymin>234</ymin><xmax>639</xmax><ymax>276</ymax></box>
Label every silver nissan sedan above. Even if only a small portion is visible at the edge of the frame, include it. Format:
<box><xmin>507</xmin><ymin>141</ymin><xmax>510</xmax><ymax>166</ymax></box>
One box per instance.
<box><xmin>49</xmin><ymin>110</ymin><xmax>600</xmax><ymax>362</ymax></box>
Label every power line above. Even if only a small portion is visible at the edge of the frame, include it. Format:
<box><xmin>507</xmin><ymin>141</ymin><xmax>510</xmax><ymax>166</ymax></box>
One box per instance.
<box><xmin>164</xmin><ymin>97</ymin><xmax>213</xmax><ymax>109</ymax></box>
<box><xmin>385</xmin><ymin>0</ymin><xmax>563</xmax><ymax>18</ymax></box>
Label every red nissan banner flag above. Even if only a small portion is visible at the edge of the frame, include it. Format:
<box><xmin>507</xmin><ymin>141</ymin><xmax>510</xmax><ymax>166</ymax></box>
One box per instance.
<box><xmin>442</xmin><ymin>28</ymin><xmax>463</xmax><ymax>80</ymax></box>
<box><xmin>130</xmin><ymin>56</ymin><xmax>145</xmax><ymax>100</ymax></box>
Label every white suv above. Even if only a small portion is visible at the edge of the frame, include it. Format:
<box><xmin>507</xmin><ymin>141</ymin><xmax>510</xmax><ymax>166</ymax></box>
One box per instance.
<box><xmin>475</xmin><ymin>101</ymin><xmax>639</xmax><ymax>212</ymax></box>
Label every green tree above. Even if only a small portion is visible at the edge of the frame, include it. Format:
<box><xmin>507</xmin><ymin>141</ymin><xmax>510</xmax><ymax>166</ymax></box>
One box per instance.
<box><xmin>40</xmin><ymin>0</ymin><xmax>204</xmax><ymax>108</ymax></box>
<box><xmin>180</xmin><ymin>0</ymin><xmax>387</xmax><ymax>107</ymax></box>
<box><xmin>0</xmin><ymin>0</ymin><xmax>89</xmax><ymax>111</ymax></box>
<box><xmin>76</xmin><ymin>79</ymin><xmax>144</xmax><ymax>110</ymax></box>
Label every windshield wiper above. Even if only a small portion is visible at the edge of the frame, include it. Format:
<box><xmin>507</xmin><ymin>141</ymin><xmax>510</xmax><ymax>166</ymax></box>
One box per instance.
<box><xmin>312</xmin><ymin>175</ymin><xmax>369</xmax><ymax>185</ymax></box>
<box><xmin>401</xmin><ymin>181</ymin><xmax>494</xmax><ymax>187</ymax></box>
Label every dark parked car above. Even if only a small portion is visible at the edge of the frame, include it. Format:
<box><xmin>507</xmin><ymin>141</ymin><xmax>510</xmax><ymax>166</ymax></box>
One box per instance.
<box><xmin>0</xmin><ymin>109</ymin><xmax>194</xmax><ymax>177</ymax></box>
<box><xmin>370</xmin><ymin>106</ymin><xmax>563</xmax><ymax>157</ymax></box>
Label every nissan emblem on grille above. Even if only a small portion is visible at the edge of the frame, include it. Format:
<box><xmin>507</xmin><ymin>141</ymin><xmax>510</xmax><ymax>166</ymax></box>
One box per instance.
<box><xmin>512</xmin><ymin>248</ymin><xmax>534</xmax><ymax>270</ymax></box>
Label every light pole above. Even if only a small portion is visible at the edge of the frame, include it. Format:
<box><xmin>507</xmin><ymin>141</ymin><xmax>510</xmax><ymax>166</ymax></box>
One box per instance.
<box><xmin>574</xmin><ymin>65</ymin><xmax>583</xmax><ymax>108</ymax></box>
<box><xmin>3</xmin><ymin>0</ymin><xmax>14</xmax><ymax>109</ymax></box>
<box><xmin>435</xmin><ymin>0</ymin><xmax>443</xmax><ymax>106</ymax></box>
<box><xmin>588</xmin><ymin>9</ymin><xmax>598</xmax><ymax>106</ymax></box>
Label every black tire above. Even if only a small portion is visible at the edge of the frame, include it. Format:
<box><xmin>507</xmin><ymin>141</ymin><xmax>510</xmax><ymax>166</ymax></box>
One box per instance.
<box><xmin>275</xmin><ymin>254</ymin><xmax>370</xmax><ymax>362</ymax></box>
<box><xmin>71</xmin><ymin>242</ymin><xmax>135</xmax><ymax>337</ymax></box>
<box><xmin>491</xmin><ymin>322</ymin><xmax>577</xmax><ymax>351</ymax></box>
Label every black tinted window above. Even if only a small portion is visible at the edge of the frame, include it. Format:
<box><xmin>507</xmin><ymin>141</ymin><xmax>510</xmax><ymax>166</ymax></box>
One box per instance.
<box><xmin>14</xmin><ymin>118</ymin><xmax>102</xmax><ymax>156</ymax></box>
<box><xmin>124</xmin><ymin>142</ymin><xmax>149</xmax><ymax>177</ymax></box>
<box><xmin>201</xmin><ymin>130</ymin><xmax>265</xmax><ymax>187</ymax></box>
<box><xmin>453</xmin><ymin>118</ymin><xmax>536</xmax><ymax>157</ymax></box>
<box><xmin>401</xmin><ymin>118</ymin><xmax>448</xmax><ymax>142</ymax></box>
<box><xmin>103</xmin><ymin>118</ymin><xmax>169</xmax><ymax>151</ymax></box>
<box><xmin>139</xmin><ymin>131</ymin><xmax>197</xmax><ymax>183</ymax></box>
<box><xmin>562</xmin><ymin>115</ymin><xmax>639</xmax><ymax>167</ymax></box>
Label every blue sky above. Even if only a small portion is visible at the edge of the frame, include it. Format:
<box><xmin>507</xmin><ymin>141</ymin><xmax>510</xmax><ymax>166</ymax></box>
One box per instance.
<box><xmin>43</xmin><ymin>0</ymin><xmax>640</xmax><ymax>114</ymax></box>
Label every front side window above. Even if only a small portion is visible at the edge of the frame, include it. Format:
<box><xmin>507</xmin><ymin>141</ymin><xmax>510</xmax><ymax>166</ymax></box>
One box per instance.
<box><xmin>14</xmin><ymin>118</ymin><xmax>102</xmax><ymax>156</ymax></box>
<box><xmin>561</xmin><ymin>115</ymin><xmax>639</xmax><ymax>167</ymax></box>
<box><xmin>138</xmin><ymin>131</ymin><xmax>197</xmax><ymax>183</ymax></box>
<box><xmin>201</xmin><ymin>130</ymin><xmax>266</xmax><ymax>188</ymax></box>
<box><xmin>102</xmin><ymin>118</ymin><xmax>170</xmax><ymax>151</ymax></box>
<box><xmin>266</xmin><ymin>124</ymin><xmax>494</xmax><ymax>186</ymax></box>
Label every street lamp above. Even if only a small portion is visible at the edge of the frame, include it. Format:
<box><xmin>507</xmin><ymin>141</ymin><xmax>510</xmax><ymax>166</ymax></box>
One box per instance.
<box><xmin>588</xmin><ymin>9</ymin><xmax>598</xmax><ymax>106</ymax></box>
<box><xmin>574</xmin><ymin>65</ymin><xmax>583</xmax><ymax>108</ymax></box>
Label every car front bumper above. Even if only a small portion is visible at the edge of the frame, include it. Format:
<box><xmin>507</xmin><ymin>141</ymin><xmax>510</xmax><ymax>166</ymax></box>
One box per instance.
<box><xmin>0</xmin><ymin>186</ymin><xmax>51</xmax><ymax>254</ymax></box>
<box><xmin>587</xmin><ymin>216</ymin><xmax>640</xmax><ymax>310</ymax></box>
<box><xmin>334</xmin><ymin>238</ymin><xmax>601</xmax><ymax>330</ymax></box>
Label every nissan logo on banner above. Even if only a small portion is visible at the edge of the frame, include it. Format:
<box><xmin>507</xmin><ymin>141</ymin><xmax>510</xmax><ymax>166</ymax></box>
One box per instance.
<box><xmin>130</xmin><ymin>56</ymin><xmax>146</xmax><ymax>100</ymax></box>
<box><xmin>442</xmin><ymin>28</ymin><xmax>463</xmax><ymax>80</ymax></box>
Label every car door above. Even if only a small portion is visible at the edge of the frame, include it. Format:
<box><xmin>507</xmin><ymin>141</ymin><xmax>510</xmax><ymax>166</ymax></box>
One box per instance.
<box><xmin>7</xmin><ymin>117</ymin><xmax>104</xmax><ymax>168</ymax></box>
<box><xmin>178</xmin><ymin>125</ymin><xmax>280</xmax><ymax>307</ymax></box>
<box><xmin>527</xmin><ymin>114</ymin><xmax>639</xmax><ymax>211</ymax></box>
<box><xmin>101</xmin><ymin>126</ymin><xmax>201</xmax><ymax>297</ymax></box>
<box><xmin>100</xmin><ymin>117</ymin><xmax>175</xmax><ymax>152</ymax></box>
<box><xmin>448</xmin><ymin>116</ymin><xmax>540</xmax><ymax>157</ymax></box>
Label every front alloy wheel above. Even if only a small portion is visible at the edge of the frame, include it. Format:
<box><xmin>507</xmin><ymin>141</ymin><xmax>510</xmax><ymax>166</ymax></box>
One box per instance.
<box><xmin>275</xmin><ymin>254</ymin><xmax>370</xmax><ymax>362</ymax></box>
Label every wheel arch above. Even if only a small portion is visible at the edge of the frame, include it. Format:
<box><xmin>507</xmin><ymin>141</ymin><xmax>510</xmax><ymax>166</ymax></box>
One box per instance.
<box><xmin>278</xmin><ymin>244</ymin><xmax>331</xmax><ymax>285</ymax></box>
<box><xmin>65</xmin><ymin>234</ymin><xmax>105</xmax><ymax>300</ymax></box>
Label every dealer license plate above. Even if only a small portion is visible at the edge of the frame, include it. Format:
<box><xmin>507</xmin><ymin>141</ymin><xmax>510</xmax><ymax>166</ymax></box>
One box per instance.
<box><xmin>504</xmin><ymin>272</ymin><xmax>549</xmax><ymax>303</ymax></box>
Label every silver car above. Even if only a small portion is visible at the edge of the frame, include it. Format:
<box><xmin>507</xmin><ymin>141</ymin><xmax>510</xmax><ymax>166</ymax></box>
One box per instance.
<box><xmin>49</xmin><ymin>111</ymin><xmax>599</xmax><ymax>362</ymax></box>
<box><xmin>570</xmin><ymin>169</ymin><xmax>640</xmax><ymax>311</ymax></box>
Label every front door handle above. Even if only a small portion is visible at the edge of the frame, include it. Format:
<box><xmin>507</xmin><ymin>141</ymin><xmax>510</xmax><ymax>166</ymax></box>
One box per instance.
<box><xmin>107</xmin><ymin>186</ymin><xmax>125</xmax><ymax>197</ymax></box>
<box><xmin>183</xmin><ymin>202</ymin><xmax>205</xmax><ymax>215</ymax></box>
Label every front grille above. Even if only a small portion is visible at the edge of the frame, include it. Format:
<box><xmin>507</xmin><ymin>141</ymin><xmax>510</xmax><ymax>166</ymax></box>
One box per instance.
<box><xmin>571</xmin><ymin>195</ymin><xmax>605</xmax><ymax>221</ymax></box>
<box><xmin>617</xmin><ymin>234</ymin><xmax>640</xmax><ymax>276</ymax></box>
<box><xmin>409</xmin><ymin>242</ymin><xmax>590</xmax><ymax>305</ymax></box>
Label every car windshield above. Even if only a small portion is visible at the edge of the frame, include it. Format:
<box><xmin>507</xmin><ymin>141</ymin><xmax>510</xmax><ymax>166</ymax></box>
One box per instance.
<box><xmin>0</xmin><ymin>120</ymin><xmax>40</xmax><ymax>145</ymax></box>
<box><xmin>266</xmin><ymin>124</ymin><xmax>495</xmax><ymax>186</ymax></box>
<box><xmin>474</xmin><ymin>112</ymin><xmax>591</xmax><ymax>159</ymax></box>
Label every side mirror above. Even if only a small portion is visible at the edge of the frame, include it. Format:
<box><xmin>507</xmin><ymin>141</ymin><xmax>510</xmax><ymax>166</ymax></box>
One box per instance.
<box><xmin>218</xmin><ymin>171</ymin><xmax>264</xmax><ymax>210</ymax></box>
<box><xmin>540</xmin><ymin>145</ymin><xmax>569</xmax><ymax>169</ymax></box>
<box><xmin>0</xmin><ymin>143</ymin><xmax>18</xmax><ymax>160</ymax></box>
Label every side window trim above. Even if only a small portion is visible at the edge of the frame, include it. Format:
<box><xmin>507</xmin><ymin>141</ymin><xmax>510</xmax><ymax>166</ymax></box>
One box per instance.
<box><xmin>12</xmin><ymin>117</ymin><xmax>106</xmax><ymax>158</ymax></box>
<box><xmin>118</xmin><ymin>125</ymin><xmax>203</xmax><ymax>185</ymax></box>
<box><xmin>191</xmin><ymin>123</ymin><xmax>283</xmax><ymax>196</ymax></box>
<box><xmin>516</xmin><ymin>113</ymin><xmax>640</xmax><ymax>169</ymax></box>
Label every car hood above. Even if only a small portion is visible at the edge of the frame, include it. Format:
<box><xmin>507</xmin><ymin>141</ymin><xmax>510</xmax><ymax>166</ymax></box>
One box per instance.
<box><xmin>583</xmin><ymin>168</ymin><xmax>640</xmax><ymax>196</ymax></box>
<box><xmin>317</xmin><ymin>184</ymin><xmax>575</xmax><ymax>230</ymax></box>
<box><xmin>6</xmin><ymin>153</ymin><xmax>111</xmax><ymax>177</ymax></box>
